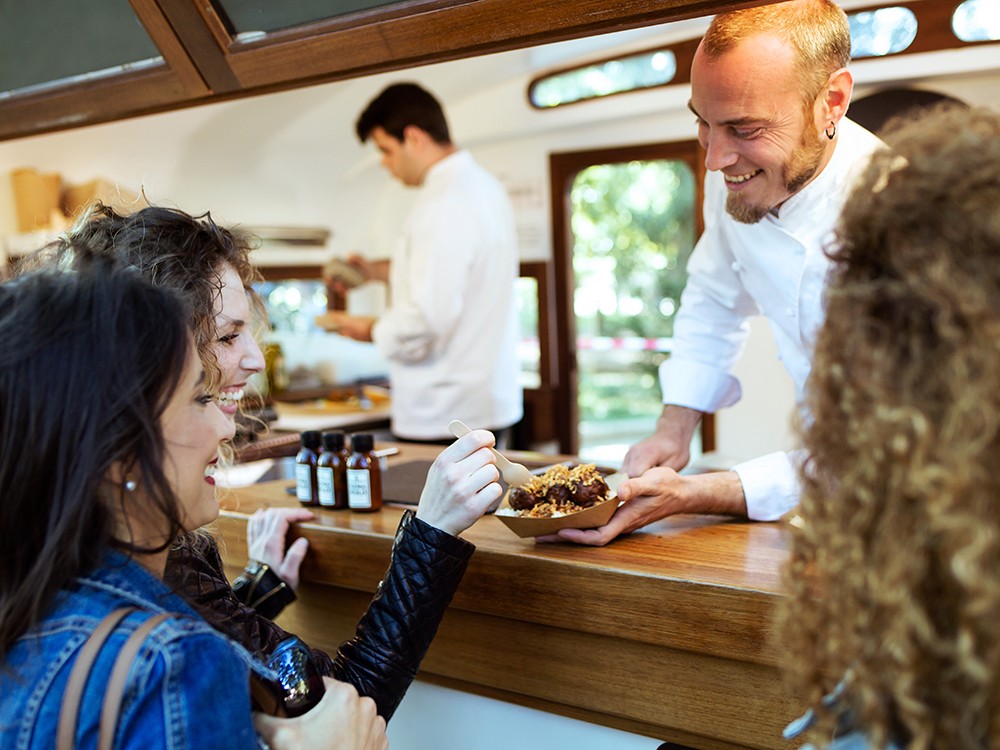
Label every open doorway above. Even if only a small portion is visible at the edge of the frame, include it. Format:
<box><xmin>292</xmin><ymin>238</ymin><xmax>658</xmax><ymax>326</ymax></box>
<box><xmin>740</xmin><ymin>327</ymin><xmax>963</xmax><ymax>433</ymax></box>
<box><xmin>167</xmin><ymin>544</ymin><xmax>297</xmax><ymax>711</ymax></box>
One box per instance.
<box><xmin>550</xmin><ymin>140</ymin><xmax>706</xmax><ymax>461</ymax></box>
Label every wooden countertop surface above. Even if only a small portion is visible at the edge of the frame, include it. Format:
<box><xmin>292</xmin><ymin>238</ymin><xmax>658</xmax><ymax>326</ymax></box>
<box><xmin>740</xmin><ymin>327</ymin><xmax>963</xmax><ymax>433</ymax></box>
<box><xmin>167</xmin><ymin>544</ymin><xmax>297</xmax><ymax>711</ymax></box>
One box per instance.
<box><xmin>217</xmin><ymin>443</ymin><xmax>796</xmax><ymax>750</ymax></box>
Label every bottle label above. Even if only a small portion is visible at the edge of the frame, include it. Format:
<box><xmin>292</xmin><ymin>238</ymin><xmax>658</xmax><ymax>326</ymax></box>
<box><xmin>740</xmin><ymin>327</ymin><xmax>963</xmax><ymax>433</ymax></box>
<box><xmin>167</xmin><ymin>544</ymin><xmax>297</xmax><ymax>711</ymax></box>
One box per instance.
<box><xmin>317</xmin><ymin>466</ymin><xmax>335</xmax><ymax>507</ymax></box>
<box><xmin>347</xmin><ymin>468</ymin><xmax>372</xmax><ymax>509</ymax></box>
<box><xmin>295</xmin><ymin>463</ymin><xmax>313</xmax><ymax>503</ymax></box>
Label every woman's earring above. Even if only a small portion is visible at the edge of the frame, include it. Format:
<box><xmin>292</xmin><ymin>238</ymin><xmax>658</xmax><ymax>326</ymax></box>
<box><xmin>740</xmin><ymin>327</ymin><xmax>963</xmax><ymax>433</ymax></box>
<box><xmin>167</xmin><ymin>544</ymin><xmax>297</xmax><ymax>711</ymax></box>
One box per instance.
<box><xmin>825</xmin><ymin>121</ymin><xmax>837</xmax><ymax>140</ymax></box>
<box><xmin>124</xmin><ymin>479</ymin><xmax>137</xmax><ymax>492</ymax></box>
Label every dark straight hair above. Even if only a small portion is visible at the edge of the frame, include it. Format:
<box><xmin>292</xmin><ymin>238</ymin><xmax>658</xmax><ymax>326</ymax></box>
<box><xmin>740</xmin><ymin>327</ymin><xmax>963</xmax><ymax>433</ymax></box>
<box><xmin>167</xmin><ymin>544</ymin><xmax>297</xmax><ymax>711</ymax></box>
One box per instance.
<box><xmin>355</xmin><ymin>82</ymin><xmax>452</xmax><ymax>145</ymax></box>
<box><xmin>0</xmin><ymin>262</ymin><xmax>192</xmax><ymax>653</ymax></box>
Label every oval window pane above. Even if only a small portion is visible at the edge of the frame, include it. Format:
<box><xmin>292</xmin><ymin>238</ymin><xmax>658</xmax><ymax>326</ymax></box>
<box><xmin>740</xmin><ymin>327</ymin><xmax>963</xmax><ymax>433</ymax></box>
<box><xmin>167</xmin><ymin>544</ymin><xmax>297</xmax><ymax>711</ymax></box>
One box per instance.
<box><xmin>953</xmin><ymin>0</ymin><xmax>1000</xmax><ymax>42</ymax></box>
<box><xmin>530</xmin><ymin>49</ymin><xmax>677</xmax><ymax>109</ymax></box>
<box><xmin>849</xmin><ymin>7</ymin><xmax>918</xmax><ymax>58</ymax></box>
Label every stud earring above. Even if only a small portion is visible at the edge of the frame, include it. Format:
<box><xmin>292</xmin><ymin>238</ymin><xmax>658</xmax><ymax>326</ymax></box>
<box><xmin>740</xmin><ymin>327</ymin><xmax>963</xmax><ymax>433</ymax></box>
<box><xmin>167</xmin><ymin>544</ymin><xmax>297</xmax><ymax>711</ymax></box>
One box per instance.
<box><xmin>124</xmin><ymin>479</ymin><xmax>137</xmax><ymax>492</ymax></box>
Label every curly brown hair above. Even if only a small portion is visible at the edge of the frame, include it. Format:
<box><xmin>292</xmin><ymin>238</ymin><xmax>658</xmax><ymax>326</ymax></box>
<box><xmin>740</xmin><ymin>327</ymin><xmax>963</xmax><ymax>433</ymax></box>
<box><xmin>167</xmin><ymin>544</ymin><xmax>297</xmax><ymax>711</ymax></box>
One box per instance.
<box><xmin>44</xmin><ymin>203</ymin><xmax>264</xmax><ymax>392</ymax></box>
<box><xmin>780</xmin><ymin>103</ymin><xmax>1000</xmax><ymax>748</ymax></box>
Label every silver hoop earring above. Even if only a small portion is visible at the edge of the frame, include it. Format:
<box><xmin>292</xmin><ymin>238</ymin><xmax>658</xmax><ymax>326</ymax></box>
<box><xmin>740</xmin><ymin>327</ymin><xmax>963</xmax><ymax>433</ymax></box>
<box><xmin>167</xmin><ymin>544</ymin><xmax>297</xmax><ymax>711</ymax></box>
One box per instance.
<box><xmin>124</xmin><ymin>479</ymin><xmax>137</xmax><ymax>492</ymax></box>
<box><xmin>825</xmin><ymin>122</ymin><xmax>837</xmax><ymax>140</ymax></box>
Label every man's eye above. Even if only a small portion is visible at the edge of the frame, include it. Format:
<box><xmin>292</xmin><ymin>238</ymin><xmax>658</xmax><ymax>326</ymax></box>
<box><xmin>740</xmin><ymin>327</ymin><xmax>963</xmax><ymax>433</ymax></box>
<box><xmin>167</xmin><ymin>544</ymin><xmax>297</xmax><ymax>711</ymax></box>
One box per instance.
<box><xmin>733</xmin><ymin>128</ymin><xmax>762</xmax><ymax>139</ymax></box>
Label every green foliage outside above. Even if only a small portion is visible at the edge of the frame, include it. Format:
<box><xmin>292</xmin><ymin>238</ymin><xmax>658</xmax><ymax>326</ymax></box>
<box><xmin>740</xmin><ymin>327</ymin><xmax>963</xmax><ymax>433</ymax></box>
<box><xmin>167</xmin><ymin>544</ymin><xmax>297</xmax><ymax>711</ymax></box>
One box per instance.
<box><xmin>570</xmin><ymin>159</ymin><xmax>696</xmax><ymax>426</ymax></box>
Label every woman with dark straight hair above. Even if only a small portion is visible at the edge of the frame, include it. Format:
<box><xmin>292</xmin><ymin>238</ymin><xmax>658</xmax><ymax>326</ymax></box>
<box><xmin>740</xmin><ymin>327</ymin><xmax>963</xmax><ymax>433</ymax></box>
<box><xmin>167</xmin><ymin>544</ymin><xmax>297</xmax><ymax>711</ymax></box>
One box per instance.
<box><xmin>45</xmin><ymin>203</ymin><xmax>504</xmax><ymax>721</ymax></box>
<box><xmin>0</xmin><ymin>263</ymin><xmax>386</xmax><ymax>748</ymax></box>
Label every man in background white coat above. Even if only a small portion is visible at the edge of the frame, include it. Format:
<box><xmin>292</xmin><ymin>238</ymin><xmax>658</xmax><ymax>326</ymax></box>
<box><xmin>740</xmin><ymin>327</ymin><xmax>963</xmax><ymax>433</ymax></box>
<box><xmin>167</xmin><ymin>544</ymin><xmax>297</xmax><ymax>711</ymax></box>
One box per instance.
<box><xmin>318</xmin><ymin>82</ymin><xmax>523</xmax><ymax>445</ymax></box>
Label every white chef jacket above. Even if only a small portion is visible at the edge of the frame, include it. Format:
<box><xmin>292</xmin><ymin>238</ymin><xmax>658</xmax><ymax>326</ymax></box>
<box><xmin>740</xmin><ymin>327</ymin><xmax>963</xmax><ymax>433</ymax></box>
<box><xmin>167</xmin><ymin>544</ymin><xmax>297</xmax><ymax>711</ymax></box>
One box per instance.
<box><xmin>659</xmin><ymin>118</ymin><xmax>884</xmax><ymax>520</ymax></box>
<box><xmin>371</xmin><ymin>150</ymin><xmax>523</xmax><ymax>439</ymax></box>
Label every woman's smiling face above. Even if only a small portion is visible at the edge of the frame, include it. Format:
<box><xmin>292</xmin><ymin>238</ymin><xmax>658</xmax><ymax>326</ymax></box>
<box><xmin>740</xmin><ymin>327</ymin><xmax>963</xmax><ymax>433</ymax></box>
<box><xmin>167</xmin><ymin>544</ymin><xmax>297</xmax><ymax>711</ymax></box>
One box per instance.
<box><xmin>210</xmin><ymin>263</ymin><xmax>265</xmax><ymax>417</ymax></box>
<box><xmin>160</xmin><ymin>341</ymin><xmax>236</xmax><ymax>531</ymax></box>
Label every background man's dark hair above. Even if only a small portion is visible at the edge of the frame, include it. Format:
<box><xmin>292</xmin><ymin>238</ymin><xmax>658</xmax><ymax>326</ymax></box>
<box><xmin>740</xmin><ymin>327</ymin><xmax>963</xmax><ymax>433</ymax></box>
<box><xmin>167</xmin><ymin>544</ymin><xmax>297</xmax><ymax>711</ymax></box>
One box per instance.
<box><xmin>355</xmin><ymin>82</ymin><xmax>451</xmax><ymax>145</ymax></box>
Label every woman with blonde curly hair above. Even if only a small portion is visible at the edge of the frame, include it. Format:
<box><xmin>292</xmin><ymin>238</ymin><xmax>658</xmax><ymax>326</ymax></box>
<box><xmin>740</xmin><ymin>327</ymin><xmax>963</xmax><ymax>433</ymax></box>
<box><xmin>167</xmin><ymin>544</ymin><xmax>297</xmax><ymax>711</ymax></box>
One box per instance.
<box><xmin>781</xmin><ymin>103</ymin><xmax>1000</xmax><ymax>748</ymax></box>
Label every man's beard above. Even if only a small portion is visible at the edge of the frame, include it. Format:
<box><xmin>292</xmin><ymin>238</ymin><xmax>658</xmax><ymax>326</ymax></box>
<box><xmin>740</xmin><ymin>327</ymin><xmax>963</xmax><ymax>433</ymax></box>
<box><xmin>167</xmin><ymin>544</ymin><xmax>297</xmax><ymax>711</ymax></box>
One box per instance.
<box><xmin>725</xmin><ymin>132</ymin><xmax>827</xmax><ymax>225</ymax></box>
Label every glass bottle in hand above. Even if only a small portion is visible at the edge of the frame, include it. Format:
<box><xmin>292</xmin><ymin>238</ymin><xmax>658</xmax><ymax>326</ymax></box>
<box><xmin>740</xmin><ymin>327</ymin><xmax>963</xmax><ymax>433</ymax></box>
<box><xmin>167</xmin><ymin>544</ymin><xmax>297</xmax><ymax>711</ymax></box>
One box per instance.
<box><xmin>347</xmin><ymin>433</ymin><xmax>382</xmax><ymax>512</ymax></box>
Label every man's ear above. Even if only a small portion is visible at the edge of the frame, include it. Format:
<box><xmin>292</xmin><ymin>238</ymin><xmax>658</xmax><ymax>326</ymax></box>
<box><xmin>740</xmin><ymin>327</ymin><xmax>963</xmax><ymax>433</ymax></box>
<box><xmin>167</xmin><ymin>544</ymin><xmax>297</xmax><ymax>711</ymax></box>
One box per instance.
<box><xmin>401</xmin><ymin>124</ymin><xmax>428</xmax><ymax>148</ymax></box>
<box><xmin>818</xmin><ymin>67</ymin><xmax>854</xmax><ymax>131</ymax></box>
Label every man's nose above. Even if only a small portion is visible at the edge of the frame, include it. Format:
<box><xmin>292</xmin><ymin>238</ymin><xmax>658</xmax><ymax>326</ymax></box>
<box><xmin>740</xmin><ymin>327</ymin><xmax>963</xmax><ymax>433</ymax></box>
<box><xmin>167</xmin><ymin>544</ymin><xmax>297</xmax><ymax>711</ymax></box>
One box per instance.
<box><xmin>703</xmin><ymin>131</ymin><xmax>739</xmax><ymax>172</ymax></box>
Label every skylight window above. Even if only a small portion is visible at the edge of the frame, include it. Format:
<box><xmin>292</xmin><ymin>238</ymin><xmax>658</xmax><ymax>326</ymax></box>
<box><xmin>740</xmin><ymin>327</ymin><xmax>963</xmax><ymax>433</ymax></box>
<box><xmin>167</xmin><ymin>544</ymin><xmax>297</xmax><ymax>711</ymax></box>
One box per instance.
<box><xmin>529</xmin><ymin>49</ymin><xmax>677</xmax><ymax>109</ymax></box>
<box><xmin>953</xmin><ymin>0</ymin><xmax>1000</xmax><ymax>42</ymax></box>
<box><xmin>849</xmin><ymin>7</ymin><xmax>918</xmax><ymax>58</ymax></box>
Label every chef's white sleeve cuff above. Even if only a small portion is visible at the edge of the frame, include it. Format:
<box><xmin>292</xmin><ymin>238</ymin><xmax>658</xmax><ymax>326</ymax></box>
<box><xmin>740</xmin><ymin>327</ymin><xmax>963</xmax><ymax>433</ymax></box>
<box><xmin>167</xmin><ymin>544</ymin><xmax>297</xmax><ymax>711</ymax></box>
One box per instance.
<box><xmin>659</xmin><ymin>358</ymin><xmax>742</xmax><ymax>413</ymax></box>
<box><xmin>732</xmin><ymin>451</ymin><xmax>802</xmax><ymax>521</ymax></box>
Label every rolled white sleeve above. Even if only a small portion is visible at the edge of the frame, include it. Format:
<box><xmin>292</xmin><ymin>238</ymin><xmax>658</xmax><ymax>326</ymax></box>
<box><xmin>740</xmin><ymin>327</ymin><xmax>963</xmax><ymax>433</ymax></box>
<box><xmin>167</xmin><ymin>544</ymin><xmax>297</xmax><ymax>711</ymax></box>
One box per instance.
<box><xmin>658</xmin><ymin>359</ymin><xmax>741</xmax><ymax>413</ymax></box>
<box><xmin>732</xmin><ymin>449</ymin><xmax>804</xmax><ymax>520</ymax></box>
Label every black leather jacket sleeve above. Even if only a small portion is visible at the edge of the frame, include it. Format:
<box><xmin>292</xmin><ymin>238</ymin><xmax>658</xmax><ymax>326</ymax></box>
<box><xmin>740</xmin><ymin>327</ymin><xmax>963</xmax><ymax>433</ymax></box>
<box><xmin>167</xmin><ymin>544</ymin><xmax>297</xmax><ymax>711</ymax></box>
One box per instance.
<box><xmin>329</xmin><ymin>510</ymin><xmax>475</xmax><ymax>720</ymax></box>
<box><xmin>165</xmin><ymin>510</ymin><xmax>474</xmax><ymax>721</ymax></box>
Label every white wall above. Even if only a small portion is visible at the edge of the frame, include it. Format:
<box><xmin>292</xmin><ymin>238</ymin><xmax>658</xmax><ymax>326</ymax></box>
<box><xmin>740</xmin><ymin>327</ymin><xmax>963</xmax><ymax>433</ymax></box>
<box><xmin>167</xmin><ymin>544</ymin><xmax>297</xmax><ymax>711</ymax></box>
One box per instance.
<box><xmin>387</xmin><ymin>681</ymin><xmax>662</xmax><ymax>750</ymax></box>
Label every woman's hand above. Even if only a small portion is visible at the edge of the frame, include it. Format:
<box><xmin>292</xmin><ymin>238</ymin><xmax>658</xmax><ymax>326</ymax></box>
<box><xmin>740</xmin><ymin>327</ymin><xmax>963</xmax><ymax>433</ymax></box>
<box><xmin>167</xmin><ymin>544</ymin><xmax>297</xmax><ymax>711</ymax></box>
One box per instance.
<box><xmin>416</xmin><ymin>430</ymin><xmax>502</xmax><ymax>536</ymax></box>
<box><xmin>253</xmin><ymin>677</ymin><xmax>387</xmax><ymax>750</ymax></box>
<box><xmin>247</xmin><ymin>507</ymin><xmax>314</xmax><ymax>591</ymax></box>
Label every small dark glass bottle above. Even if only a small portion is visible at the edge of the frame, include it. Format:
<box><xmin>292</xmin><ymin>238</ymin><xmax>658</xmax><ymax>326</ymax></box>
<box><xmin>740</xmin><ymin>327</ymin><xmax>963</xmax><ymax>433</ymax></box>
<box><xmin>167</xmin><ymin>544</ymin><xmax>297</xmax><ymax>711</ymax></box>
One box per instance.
<box><xmin>294</xmin><ymin>431</ymin><xmax>322</xmax><ymax>507</ymax></box>
<box><xmin>316</xmin><ymin>431</ymin><xmax>350</xmax><ymax>509</ymax></box>
<box><xmin>346</xmin><ymin>433</ymin><xmax>383</xmax><ymax>512</ymax></box>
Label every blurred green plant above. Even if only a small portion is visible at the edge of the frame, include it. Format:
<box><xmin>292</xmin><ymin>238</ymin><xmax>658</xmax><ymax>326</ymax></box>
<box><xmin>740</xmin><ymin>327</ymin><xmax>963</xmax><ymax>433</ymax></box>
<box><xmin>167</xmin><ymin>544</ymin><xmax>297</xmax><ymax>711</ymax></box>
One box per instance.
<box><xmin>570</xmin><ymin>159</ymin><xmax>696</xmax><ymax>424</ymax></box>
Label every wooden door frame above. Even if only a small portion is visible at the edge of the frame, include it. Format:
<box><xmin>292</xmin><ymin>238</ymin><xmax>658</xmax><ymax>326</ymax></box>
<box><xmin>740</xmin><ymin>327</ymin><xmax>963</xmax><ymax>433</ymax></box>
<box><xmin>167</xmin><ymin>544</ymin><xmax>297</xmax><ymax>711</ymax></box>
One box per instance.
<box><xmin>549</xmin><ymin>139</ymin><xmax>708</xmax><ymax>455</ymax></box>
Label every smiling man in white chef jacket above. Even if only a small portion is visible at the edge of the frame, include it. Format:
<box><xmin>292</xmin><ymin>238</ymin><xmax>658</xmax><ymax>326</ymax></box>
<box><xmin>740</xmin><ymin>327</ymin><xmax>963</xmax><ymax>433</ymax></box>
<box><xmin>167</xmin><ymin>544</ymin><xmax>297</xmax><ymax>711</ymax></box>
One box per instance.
<box><xmin>546</xmin><ymin>0</ymin><xmax>885</xmax><ymax>545</ymax></box>
<box><xmin>317</xmin><ymin>82</ymin><xmax>523</xmax><ymax>446</ymax></box>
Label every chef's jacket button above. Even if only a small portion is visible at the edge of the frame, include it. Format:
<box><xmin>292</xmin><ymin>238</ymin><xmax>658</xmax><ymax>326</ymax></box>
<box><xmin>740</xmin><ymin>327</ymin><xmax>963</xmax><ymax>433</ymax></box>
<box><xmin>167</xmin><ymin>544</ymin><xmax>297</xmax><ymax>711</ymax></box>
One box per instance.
<box><xmin>730</xmin><ymin>261</ymin><xmax>741</xmax><ymax>273</ymax></box>
<box><xmin>786</xmin><ymin>307</ymin><xmax>795</xmax><ymax>317</ymax></box>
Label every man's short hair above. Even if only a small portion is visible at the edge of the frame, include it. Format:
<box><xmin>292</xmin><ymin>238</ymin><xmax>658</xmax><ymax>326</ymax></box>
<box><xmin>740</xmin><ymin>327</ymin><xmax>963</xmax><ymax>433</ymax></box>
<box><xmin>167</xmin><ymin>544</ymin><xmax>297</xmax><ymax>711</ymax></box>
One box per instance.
<box><xmin>355</xmin><ymin>82</ymin><xmax>452</xmax><ymax>145</ymax></box>
<box><xmin>702</xmin><ymin>0</ymin><xmax>851</xmax><ymax>107</ymax></box>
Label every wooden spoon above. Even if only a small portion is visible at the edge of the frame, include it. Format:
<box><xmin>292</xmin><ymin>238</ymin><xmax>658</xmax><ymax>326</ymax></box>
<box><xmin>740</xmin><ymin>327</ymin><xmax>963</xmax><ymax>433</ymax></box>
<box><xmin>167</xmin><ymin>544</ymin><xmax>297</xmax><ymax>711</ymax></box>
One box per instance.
<box><xmin>447</xmin><ymin>419</ymin><xmax>534</xmax><ymax>487</ymax></box>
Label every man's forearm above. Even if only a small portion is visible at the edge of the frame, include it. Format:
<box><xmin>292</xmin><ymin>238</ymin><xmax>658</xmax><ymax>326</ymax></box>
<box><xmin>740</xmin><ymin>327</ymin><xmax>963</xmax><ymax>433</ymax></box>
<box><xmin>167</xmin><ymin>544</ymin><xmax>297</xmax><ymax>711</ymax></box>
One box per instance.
<box><xmin>678</xmin><ymin>470</ymin><xmax>748</xmax><ymax>517</ymax></box>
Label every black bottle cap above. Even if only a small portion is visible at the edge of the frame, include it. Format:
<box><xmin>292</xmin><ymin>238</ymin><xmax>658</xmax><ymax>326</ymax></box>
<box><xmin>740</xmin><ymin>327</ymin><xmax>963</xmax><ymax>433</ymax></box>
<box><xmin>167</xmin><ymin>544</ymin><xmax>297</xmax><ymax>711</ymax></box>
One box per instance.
<box><xmin>321</xmin><ymin>431</ymin><xmax>345</xmax><ymax>451</ymax></box>
<box><xmin>300</xmin><ymin>430</ymin><xmax>321</xmax><ymax>449</ymax></box>
<box><xmin>351</xmin><ymin>433</ymin><xmax>374</xmax><ymax>452</ymax></box>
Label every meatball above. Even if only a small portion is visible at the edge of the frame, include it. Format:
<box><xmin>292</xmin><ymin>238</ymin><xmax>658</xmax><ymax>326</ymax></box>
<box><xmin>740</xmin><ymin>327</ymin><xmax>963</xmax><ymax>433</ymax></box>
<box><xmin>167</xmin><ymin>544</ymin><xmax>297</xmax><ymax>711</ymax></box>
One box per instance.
<box><xmin>571</xmin><ymin>476</ymin><xmax>608</xmax><ymax>507</ymax></box>
<box><xmin>546</xmin><ymin>484</ymin><xmax>572</xmax><ymax>504</ymax></box>
<box><xmin>508</xmin><ymin>486</ymin><xmax>540</xmax><ymax>511</ymax></box>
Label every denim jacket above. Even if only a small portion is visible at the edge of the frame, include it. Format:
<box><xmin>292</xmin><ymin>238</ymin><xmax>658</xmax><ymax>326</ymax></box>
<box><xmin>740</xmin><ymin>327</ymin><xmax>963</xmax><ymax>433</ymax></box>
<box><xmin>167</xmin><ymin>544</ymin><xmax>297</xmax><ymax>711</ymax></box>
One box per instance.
<box><xmin>0</xmin><ymin>550</ymin><xmax>271</xmax><ymax>750</ymax></box>
<box><xmin>784</xmin><ymin>681</ymin><xmax>902</xmax><ymax>750</ymax></box>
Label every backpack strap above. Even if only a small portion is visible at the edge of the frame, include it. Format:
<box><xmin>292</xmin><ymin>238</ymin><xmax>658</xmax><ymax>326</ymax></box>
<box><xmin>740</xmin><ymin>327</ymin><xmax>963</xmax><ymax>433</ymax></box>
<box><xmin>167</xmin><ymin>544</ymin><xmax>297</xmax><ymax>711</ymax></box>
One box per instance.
<box><xmin>57</xmin><ymin>607</ymin><xmax>172</xmax><ymax>750</ymax></box>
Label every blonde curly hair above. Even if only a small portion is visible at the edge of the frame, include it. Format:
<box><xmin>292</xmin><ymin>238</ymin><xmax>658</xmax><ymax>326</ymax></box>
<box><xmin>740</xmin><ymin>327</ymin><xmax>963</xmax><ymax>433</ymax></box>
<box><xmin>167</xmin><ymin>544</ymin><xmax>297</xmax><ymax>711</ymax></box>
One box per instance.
<box><xmin>780</xmin><ymin>103</ymin><xmax>1000</xmax><ymax>748</ymax></box>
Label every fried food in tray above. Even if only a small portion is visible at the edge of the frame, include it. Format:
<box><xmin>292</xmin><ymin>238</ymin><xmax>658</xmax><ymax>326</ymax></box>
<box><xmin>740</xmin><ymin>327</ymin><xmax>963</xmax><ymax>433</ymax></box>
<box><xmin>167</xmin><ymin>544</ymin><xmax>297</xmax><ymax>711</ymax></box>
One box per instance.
<box><xmin>506</xmin><ymin>463</ymin><xmax>610</xmax><ymax>518</ymax></box>
<box><xmin>494</xmin><ymin>463</ymin><xmax>624</xmax><ymax>538</ymax></box>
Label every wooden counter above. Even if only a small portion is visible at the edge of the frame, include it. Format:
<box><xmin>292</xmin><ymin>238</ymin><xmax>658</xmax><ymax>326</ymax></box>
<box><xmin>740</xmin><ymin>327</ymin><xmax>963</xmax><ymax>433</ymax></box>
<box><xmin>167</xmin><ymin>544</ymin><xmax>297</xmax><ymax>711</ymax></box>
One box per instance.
<box><xmin>216</xmin><ymin>443</ymin><xmax>796</xmax><ymax>750</ymax></box>
<box><xmin>268</xmin><ymin>398</ymin><xmax>392</xmax><ymax>434</ymax></box>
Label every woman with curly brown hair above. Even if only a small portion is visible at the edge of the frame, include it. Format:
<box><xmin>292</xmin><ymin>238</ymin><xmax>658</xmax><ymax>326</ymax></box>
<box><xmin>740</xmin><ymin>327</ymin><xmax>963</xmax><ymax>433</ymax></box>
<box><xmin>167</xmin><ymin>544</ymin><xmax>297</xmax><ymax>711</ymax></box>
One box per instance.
<box><xmin>781</xmin><ymin>103</ymin><xmax>1000</xmax><ymax>748</ymax></box>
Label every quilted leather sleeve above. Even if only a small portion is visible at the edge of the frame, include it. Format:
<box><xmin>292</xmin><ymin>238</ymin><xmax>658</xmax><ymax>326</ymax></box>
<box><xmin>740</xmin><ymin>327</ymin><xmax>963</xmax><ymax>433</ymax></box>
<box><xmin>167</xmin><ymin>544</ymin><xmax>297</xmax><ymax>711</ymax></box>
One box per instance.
<box><xmin>166</xmin><ymin>512</ymin><xmax>474</xmax><ymax>722</ymax></box>
<box><xmin>330</xmin><ymin>510</ymin><xmax>475</xmax><ymax>720</ymax></box>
